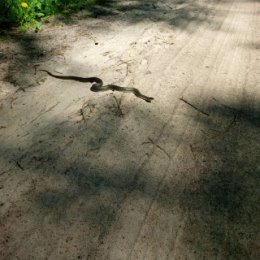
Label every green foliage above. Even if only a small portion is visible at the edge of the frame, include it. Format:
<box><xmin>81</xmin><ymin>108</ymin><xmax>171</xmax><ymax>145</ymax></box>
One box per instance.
<box><xmin>0</xmin><ymin>0</ymin><xmax>107</xmax><ymax>30</ymax></box>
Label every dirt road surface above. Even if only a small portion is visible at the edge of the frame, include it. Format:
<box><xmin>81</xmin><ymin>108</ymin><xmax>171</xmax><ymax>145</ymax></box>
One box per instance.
<box><xmin>0</xmin><ymin>0</ymin><xmax>259</xmax><ymax>259</ymax></box>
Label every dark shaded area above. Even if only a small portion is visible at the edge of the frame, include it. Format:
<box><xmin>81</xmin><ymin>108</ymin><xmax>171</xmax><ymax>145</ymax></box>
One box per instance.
<box><xmin>0</xmin><ymin>0</ymin><xmax>19</xmax><ymax>27</ymax></box>
<box><xmin>0</xmin><ymin>92</ymin><xmax>259</xmax><ymax>259</ymax></box>
<box><xmin>0</xmin><ymin>31</ymin><xmax>65</xmax><ymax>88</ymax></box>
<box><xmin>242</xmin><ymin>41</ymin><xmax>260</xmax><ymax>50</ymax></box>
<box><xmin>113</xmin><ymin>0</ymin><xmax>211</xmax><ymax>28</ymax></box>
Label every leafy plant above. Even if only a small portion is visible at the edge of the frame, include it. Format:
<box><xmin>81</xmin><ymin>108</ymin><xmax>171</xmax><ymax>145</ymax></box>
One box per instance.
<box><xmin>0</xmin><ymin>0</ymin><xmax>109</xmax><ymax>30</ymax></box>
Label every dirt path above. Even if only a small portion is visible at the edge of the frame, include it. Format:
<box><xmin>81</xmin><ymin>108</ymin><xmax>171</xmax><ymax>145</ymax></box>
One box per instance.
<box><xmin>0</xmin><ymin>0</ymin><xmax>259</xmax><ymax>259</ymax></box>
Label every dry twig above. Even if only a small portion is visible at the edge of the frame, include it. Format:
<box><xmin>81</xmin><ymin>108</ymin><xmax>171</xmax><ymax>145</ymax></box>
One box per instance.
<box><xmin>210</xmin><ymin>113</ymin><xmax>239</xmax><ymax>140</ymax></box>
<box><xmin>14</xmin><ymin>160</ymin><xmax>24</xmax><ymax>171</ymax></box>
<box><xmin>30</xmin><ymin>102</ymin><xmax>60</xmax><ymax>123</ymax></box>
<box><xmin>143</xmin><ymin>138</ymin><xmax>170</xmax><ymax>159</ymax></box>
<box><xmin>189</xmin><ymin>144</ymin><xmax>208</xmax><ymax>170</ymax></box>
<box><xmin>180</xmin><ymin>97</ymin><xmax>209</xmax><ymax>116</ymax></box>
<box><xmin>113</xmin><ymin>96</ymin><xmax>124</xmax><ymax>117</ymax></box>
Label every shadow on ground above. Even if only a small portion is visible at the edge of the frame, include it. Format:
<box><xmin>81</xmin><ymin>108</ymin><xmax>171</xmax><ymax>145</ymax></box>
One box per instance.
<box><xmin>0</xmin><ymin>91</ymin><xmax>259</xmax><ymax>259</ymax></box>
<box><xmin>0</xmin><ymin>0</ymin><xmax>259</xmax><ymax>258</ymax></box>
<box><xmin>0</xmin><ymin>0</ymin><xmax>230</xmax><ymax>90</ymax></box>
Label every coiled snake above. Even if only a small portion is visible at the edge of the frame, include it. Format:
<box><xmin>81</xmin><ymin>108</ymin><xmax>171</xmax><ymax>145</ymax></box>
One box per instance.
<box><xmin>40</xmin><ymin>70</ymin><xmax>154</xmax><ymax>102</ymax></box>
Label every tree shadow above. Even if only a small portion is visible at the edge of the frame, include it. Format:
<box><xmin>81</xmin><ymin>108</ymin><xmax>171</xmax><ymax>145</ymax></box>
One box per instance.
<box><xmin>0</xmin><ymin>0</ymin><xmax>234</xmax><ymax>91</ymax></box>
<box><xmin>0</xmin><ymin>31</ymin><xmax>59</xmax><ymax>90</ymax></box>
<box><xmin>179</xmin><ymin>98</ymin><xmax>260</xmax><ymax>259</ymax></box>
<box><xmin>74</xmin><ymin>0</ymin><xmax>225</xmax><ymax>32</ymax></box>
<box><xmin>0</xmin><ymin>89</ymin><xmax>259</xmax><ymax>259</ymax></box>
<box><xmin>0</xmin><ymin>1</ymin><xmax>259</xmax><ymax>258</ymax></box>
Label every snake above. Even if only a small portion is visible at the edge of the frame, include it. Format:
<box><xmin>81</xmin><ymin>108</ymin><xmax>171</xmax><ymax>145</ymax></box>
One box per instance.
<box><xmin>39</xmin><ymin>70</ymin><xmax>154</xmax><ymax>103</ymax></box>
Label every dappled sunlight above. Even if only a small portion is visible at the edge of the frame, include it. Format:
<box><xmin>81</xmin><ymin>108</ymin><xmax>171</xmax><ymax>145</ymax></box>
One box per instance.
<box><xmin>1</xmin><ymin>78</ymin><xmax>259</xmax><ymax>258</ymax></box>
<box><xmin>0</xmin><ymin>0</ymin><xmax>259</xmax><ymax>259</ymax></box>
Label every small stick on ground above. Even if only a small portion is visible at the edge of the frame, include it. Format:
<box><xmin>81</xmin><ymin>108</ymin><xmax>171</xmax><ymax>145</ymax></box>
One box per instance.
<box><xmin>10</xmin><ymin>95</ymin><xmax>17</xmax><ymax>108</ymax></box>
<box><xmin>78</xmin><ymin>108</ymin><xmax>86</xmax><ymax>122</ymax></box>
<box><xmin>180</xmin><ymin>97</ymin><xmax>210</xmax><ymax>116</ymax></box>
<box><xmin>211</xmin><ymin>112</ymin><xmax>239</xmax><ymax>140</ymax></box>
<box><xmin>189</xmin><ymin>144</ymin><xmax>196</xmax><ymax>161</ymax></box>
<box><xmin>212</xmin><ymin>97</ymin><xmax>237</xmax><ymax>112</ymax></box>
<box><xmin>33</xmin><ymin>64</ymin><xmax>40</xmax><ymax>75</ymax></box>
<box><xmin>9</xmin><ymin>87</ymin><xmax>26</xmax><ymax>108</ymax></box>
<box><xmin>14</xmin><ymin>160</ymin><xmax>24</xmax><ymax>171</ymax></box>
<box><xmin>143</xmin><ymin>138</ymin><xmax>170</xmax><ymax>159</ymax></box>
<box><xmin>77</xmin><ymin>100</ymin><xmax>95</xmax><ymax>122</ymax></box>
<box><xmin>79</xmin><ymin>101</ymin><xmax>89</xmax><ymax>122</ymax></box>
<box><xmin>189</xmin><ymin>144</ymin><xmax>207</xmax><ymax>169</ymax></box>
<box><xmin>45</xmin><ymin>102</ymin><xmax>60</xmax><ymax>113</ymax></box>
<box><xmin>15</xmin><ymin>87</ymin><xmax>26</xmax><ymax>93</ymax></box>
<box><xmin>117</xmin><ymin>59</ymin><xmax>133</xmax><ymax>77</ymax></box>
<box><xmin>83</xmin><ymin>32</ymin><xmax>98</xmax><ymax>45</ymax></box>
<box><xmin>113</xmin><ymin>96</ymin><xmax>124</xmax><ymax>117</ymax></box>
<box><xmin>30</xmin><ymin>102</ymin><xmax>60</xmax><ymax>123</ymax></box>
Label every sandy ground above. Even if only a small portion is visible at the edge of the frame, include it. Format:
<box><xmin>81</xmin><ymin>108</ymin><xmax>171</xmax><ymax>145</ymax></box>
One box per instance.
<box><xmin>0</xmin><ymin>0</ymin><xmax>259</xmax><ymax>259</ymax></box>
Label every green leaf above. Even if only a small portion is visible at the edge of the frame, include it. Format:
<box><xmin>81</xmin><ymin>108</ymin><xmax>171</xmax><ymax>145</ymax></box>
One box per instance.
<box><xmin>36</xmin><ymin>12</ymin><xmax>45</xmax><ymax>17</ymax></box>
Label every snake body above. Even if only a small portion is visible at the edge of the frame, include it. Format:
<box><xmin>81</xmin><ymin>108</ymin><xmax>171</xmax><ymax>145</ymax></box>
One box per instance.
<box><xmin>40</xmin><ymin>70</ymin><xmax>154</xmax><ymax>102</ymax></box>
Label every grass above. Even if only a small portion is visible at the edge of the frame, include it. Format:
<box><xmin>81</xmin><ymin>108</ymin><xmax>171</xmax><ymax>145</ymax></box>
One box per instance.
<box><xmin>0</xmin><ymin>0</ymin><xmax>110</xmax><ymax>31</ymax></box>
